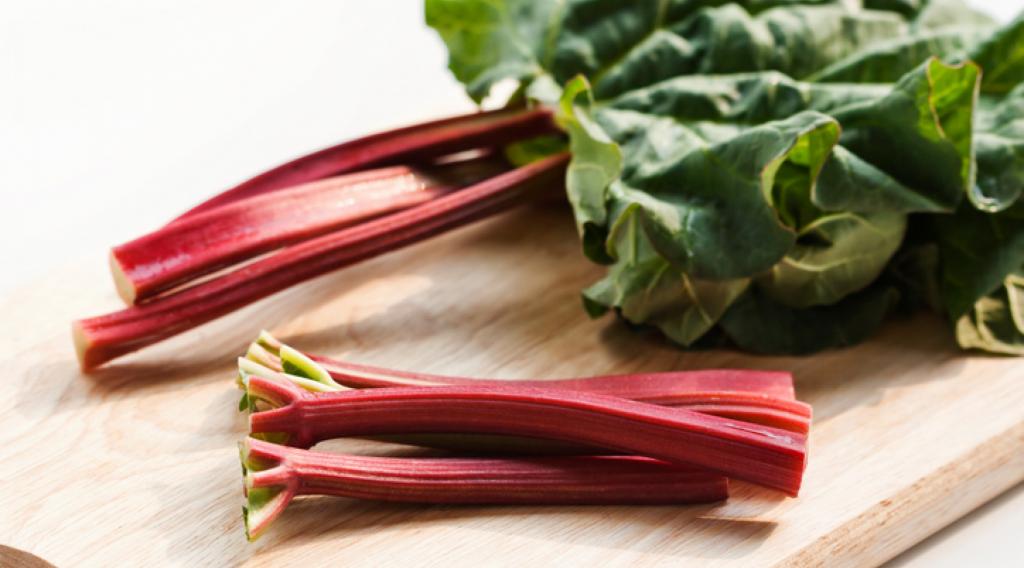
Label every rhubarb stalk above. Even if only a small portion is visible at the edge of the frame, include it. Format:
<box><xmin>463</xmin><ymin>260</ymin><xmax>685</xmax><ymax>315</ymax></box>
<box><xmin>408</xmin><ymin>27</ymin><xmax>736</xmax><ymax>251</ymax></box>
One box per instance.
<box><xmin>238</xmin><ymin>344</ymin><xmax>812</xmax><ymax>434</ymax></box>
<box><xmin>253</xmin><ymin>330</ymin><xmax>797</xmax><ymax>398</ymax></box>
<box><xmin>246</xmin><ymin>377</ymin><xmax>808</xmax><ymax>495</ymax></box>
<box><xmin>73</xmin><ymin>153</ymin><xmax>570</xmax><ymax>370</ymax></box>
<box><xmin>241</xmin><ymin>437</ymin><xmax>728</xmax><ymax>540</ymax></box>
<box><xmin>112</xmin><ymin>156</ymin><xmax>506</xmax><ymax>304</ymax></box>
<box><xmin>174</xmin><ymin>107</ymin><xmax>557</xmax><ymax>221</ymax></box>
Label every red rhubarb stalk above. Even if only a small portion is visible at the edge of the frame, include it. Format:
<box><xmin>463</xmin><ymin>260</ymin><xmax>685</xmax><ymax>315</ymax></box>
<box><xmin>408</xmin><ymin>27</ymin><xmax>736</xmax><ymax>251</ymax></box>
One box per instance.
<box><xmin>246</xmin><ymin>377</ymin><xmax>808</xmax><ymax>495</ymax></box>
<box><xmin>239</xmin><ymin>348</ymin><xmax>811</xmax><ymax>434</ymax></box>
<box><xmin>241</xmin><ymin>437</ymin><xmax>728</xmax><ymax>540</ymax></box>
<box><xmin>173</xmin><ymin>107</ymin><xmax>557</xmax><ymax>221</ymax></box>
<box><xmin>112</xmin><ymin>156</ymin><xmax>506</xmax><ymax>304</ymax></box>
<box><xmin>317</xmin><ymin>363</ymin><xmax>801</xmax><ymax>403</ymax></box>
<box><xmin>255</xmin><ymin>334</ymin><xmax>795</xmax><ymax>399</ymax></box>
<box><xmin>244</xmin><ymin>337</ymin><xmax>810</xmax><ymax>432</ymax></box>
<box><xmin>73</xmin><ymin>153</ymin><xmax>570</xmax><ymax>370</ymax></box>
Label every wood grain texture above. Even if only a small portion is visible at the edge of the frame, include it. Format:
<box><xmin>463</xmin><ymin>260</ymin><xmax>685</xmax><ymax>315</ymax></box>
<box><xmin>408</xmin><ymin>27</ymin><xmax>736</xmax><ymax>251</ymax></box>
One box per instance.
<box><xmin>1</xmin><ymin>205</ymin><xmax>1022</xmax><ymax>567</ymax></box>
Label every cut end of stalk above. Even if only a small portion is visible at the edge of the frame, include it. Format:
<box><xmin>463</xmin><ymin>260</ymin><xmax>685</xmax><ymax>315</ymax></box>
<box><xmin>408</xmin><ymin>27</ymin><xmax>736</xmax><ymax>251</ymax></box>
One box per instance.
<box><xmin>255</xmin><ymin>330</ymin><xmax>283</xmax><ymax>354</ymax></box>
<box><xmin>238</xmin><ymin>358</ymin><xmax>341</xmax><ymax>400</ymax></box>
<box><xmin>71</xmin><ymin>320</ymin><xmax>94</xmax><ymax>371</ymax></box>
<box><xmin>278</xmin><ymin>344</ymin><xmax>340</xmax><ymax>389</ymax></box>
<box><xmin>240</xmin><ymin>438</ymin><xmax>296</xmax><ymax>541</ymax></box>
<box><xmin>108</xmin><ymin>250</ymin><xmax>138</xmax><ymax>305</ymax></box>
<box><xmin>245</xmin><ymin>376</ymin><xmax>310</xmax><ymax>446</ymax></box>
<box><xmin>245</xmin><ymin>342</ymin><xmax>281</xmax><ymax>370</ymax></box>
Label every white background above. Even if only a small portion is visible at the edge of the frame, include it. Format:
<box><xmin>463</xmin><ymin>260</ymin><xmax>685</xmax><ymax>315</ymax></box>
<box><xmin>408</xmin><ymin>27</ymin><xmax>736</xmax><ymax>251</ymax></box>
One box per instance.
<box><xmin>1</xmin><ymin>1</ymin><xmax>1021</xmax><ymax>565</ymax></box>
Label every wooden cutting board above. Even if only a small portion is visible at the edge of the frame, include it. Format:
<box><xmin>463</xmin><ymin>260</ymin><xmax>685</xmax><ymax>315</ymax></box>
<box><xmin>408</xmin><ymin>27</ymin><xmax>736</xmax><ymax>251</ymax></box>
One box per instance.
<box><xmin>2</xmin><ymin>205</ymin><xmax>1022</xmax><ymax>567</ymax></box>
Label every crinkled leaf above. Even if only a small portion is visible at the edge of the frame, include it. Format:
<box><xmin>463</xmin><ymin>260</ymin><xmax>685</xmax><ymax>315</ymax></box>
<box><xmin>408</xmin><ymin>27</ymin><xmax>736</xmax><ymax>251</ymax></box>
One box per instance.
<box><xmin>557</xmin><ymin>76</ymin><xmax>621</xmax><ymax>263</ymax></box>
<box><xmin>936</xmin><ymin>202</ymin><xmax>1024</xmax><ymax>320</ymax></box>
<box><xmin>972</xmin><ymin>84</ymin><xmax>1024</xmax><ymax>211</ymax></box>
<box><xmin>719</xmin><ymin>284</ymin><xmax>899</xmax><ymax>354</ymax></box>
<box><xmin>759</xmin><ymin>210</ymin><xmax>907</xmax><ymax>308</ymax></box>
<box><xmin>610</xmin><ymin>111</ymin><xmax>840</xmax><ymax>279</ymax></box>
<box><xmin>815</xmin><ymin>146</ymin><xmax>947</xmax><ymax>212</ymax></box>
<box><xmin>808</xmin><ymin>27</ymin><xmax>985</xmax><ymax>83</ymax></box>
<box><xmin>832</xmin><ymin>58</ymin><xmax>979</xmax><ymax>211</ymax></box>
<box><xmin>607</xmin><ymin>59</ymin><xmax>979</xmax><ymax>212</ymax></box>
<box><xmin>967</xmin><ymin>11</ymin><xmax>1024</xmax><ymax>94</ymax></box>
<box><xmin>759</xmin><ymin>159</ymin><xmax>908</xmax><ymax>308</ymax></box>
<box><xmin>955</xmin><ymin>273</ymin><xmax>1024</xmax><ymax>355</ymax></box>
<box><xmin>583</xmin><ymin>209</ymin><xmax>749</xmax><ymax>345</ymax></box>
<box><xmin>606</xmin><ymin>71</ymin><xmax>890</xmax><ymax>123</ymax></box>
<box><xmin>911</xmin><ymin>0</ymin><xmax>996</xmax><ymax>30</ymax></box>
<box><xmin>428</xmin><ymin>0</ymin><xmax>905</xmax><ymax>102</ymax></box>
<box><xmin>425</xmin><ymin>0</ymin><xmax>563</xmax><ymax>102</ymax></box>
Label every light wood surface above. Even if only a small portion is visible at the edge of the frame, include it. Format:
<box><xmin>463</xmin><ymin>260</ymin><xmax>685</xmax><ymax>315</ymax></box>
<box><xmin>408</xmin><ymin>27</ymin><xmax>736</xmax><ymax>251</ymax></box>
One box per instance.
<box><xmin>2</xmin><ymin>205</ymin><xmax>1022</xmax><ymax>567</ymax></box>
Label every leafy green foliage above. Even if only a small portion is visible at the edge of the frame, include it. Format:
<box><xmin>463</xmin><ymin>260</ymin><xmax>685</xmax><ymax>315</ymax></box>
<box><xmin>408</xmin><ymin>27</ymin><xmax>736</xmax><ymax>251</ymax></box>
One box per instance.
<box><xmin>955</xmin><ymin>273</ymin><xmax>1024</xmax><ymax>355</ymax></box>
<box><xmin>719</xmin><ymin>284</ymin><xmax>899</xmax><ymax>354</ymax></box>
<box><xmin>428</xmin><ymin>0</ymin><xmax>1024</xmax><ymax>355</ymax></box>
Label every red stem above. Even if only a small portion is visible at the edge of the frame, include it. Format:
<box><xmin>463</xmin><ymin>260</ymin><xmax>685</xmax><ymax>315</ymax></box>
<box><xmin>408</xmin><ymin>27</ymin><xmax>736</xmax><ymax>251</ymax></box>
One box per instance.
<box><xmin>250</xmin><ymin>343</ymin><xmax>809</xmax><ymax>432</ymax></box>
<box><xmin>73</xmin><ymin>153</ymin><xmax>570</xmax><ymax>370</ymax></box>
<box><xmin>115</xmin><ymin>167</ymin><xmax>448</xmax><ymax>304</ymax></box>
<box><xmin>242</xmin><ymin>437</ymin><xmax>728</xmax><ymax>540</ymax></box>
<box><xmin>112</xmin><ymin>157</ymin><xmax>506</xmax><ymax>304</ymax></box>
<box><xmin>313</xmin><ymin>355</ymin><xmax>798</xmax><ymax>401</ymax></box>
<box><xmin>247</xmin><ymin>378</ymin><xmax>807</xmax><ymax>495</ymax></box>
<box><xmin>173</xmin><ymin>107</ymin><xmax>557</xmax><ymax>221</ymax></box>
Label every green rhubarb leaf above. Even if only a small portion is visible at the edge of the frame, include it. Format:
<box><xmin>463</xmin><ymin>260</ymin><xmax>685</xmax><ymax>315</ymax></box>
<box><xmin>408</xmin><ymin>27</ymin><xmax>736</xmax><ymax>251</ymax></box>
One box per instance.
<box><xmin>582</xmin><ymin>207</ymin><xmax>749</xmax><ymax>345</ymax></box>
<box><xmin>720</xmin><ymin>284</ymin><xmax>900</xmax><ymax>354</ymax></box>
<box><xmin>807</xmin><ymin>27</ymin><xmax>985</xmax><ymax>84</ymax></box>
<box><xmin>557</xmin><ymin>76</ymin><xmax>621</xmax><ymax>263</ymax></box>
<box><xmin>425</xmin><ymin>0</ymin><xmax>564</xmax><ymax>102</ymax></box>
<box><xmin>972</xmin><ymin>84</ymin><xmax>1024</xmax><ymax>212</ymax></box>
<box><xmin>556</xmin><ymin>2</ymin><xmax>907</xmax><ymax>98</ymax></box>
<box><xmin>911</xmin><ymin>0</ymin><xmax>996</xmax><ymax>30</ymax></box>
<box><xmin>815</xmin><ymin>146</ymin><xmax>948</xmax><ymax>213</ymax></box>
<box><xmin>606</xmin><ymin>59</ymin><xmax>980</xmax><ymax>213</ymax></box>
<box><xmin>955</xmin><ymin>273</ymin><xmax>1024</xmax><ymax>355</ymax></box>
<box><xmin>758</xmin><ymin>209</ymin><xmax>907</xmax><ymax>308</ymax></box>
<box><xmin>610</xmin><ymin>111</ymin><xmax>840</xmax><ymax>279</ymax></box>
<box><xmin>936</xmin><ymin>202</ymin><xmax>1024</xmax><ymax>321</ymax></box>
<box><xmin>430</xmin><ymin>0</ymin><xmax>1024</xmax><ymax>356</ymax></box>
<box><xmin>831</xmin><ymin>58</ymin><xmax>979</xmax><ymax>212</ymax></box>
<box><xmin>758</xmin><ymin>151</ymin><xmax>908</xmax><ymax>309</ymax></box>
<box><xmin>429</xmin><ymin>1</ymin><xmax>916</xmax><ymax>103</ymax></box>
<box><xmin>967</xmin><ymin>11</ymin><xmax>1024</xmax><ymax>95</ymax></box>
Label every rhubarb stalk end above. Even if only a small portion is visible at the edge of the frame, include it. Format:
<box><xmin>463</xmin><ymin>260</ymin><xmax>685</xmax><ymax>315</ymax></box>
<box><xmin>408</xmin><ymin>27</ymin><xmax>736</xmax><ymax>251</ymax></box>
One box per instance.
<box><xmin>240</xmin><ymin>438</ymin><xmax>296</xmax><ymax>541</ymax></box>
<box><xmin>278</xmin><ymin>344</ymin><xmax>341</xmax><ymax>389</ymax></box>
<box><xmin>108</xmin><ymin>249</ymin><xmax>138</xmax><ymax>305</ymax></box>
<box><xmin>255</xmin><ymin>330</ymin><xmax>284</xmax><ymax>353</ymax></box>
<box><xmin>71</xmin><ymin>320</ymin><xmax>93</xmax><ymax>371</ymax></box>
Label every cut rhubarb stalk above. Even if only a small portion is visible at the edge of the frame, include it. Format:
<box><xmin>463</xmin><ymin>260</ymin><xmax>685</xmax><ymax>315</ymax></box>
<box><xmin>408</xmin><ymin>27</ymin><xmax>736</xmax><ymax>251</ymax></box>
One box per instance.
<box><xmin>174</xmin><ymin>107</ymin><xmax>558</xmax><ymax>221</ymax></box>
<box><xmin>238</xmin><ymin>350</ymin><xmax>811</xmax><ymax>434</ymax></box>
<box><xmin>73</xmin><ymin>153</ymin><xmax>570</xmax><ymax>370</ymax></box>
<box><xmin>246</xmin><ymin>378</ymin><xmax>808</xmax><ymax>495</ymax></box>
<box><xmin>251</xmin><ymin>330</ymin><xmax>796</xmax><ymax>400</ymax></box>
<box><xmin>112</xmin><ymin>156</ymin><xmax>507</xmax><ymax>304</ymax></box>
<box><xmin>241</xmin><ymin>437</ymin><xmax>728</xmax><ymax>541</ymax></box>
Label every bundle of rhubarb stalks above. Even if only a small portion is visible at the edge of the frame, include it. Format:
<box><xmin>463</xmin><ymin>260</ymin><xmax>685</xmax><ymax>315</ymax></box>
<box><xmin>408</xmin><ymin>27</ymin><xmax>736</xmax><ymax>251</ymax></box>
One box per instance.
<box><xmin>72</xmin><ymin>107</ymin><xmax>569</xmax><ymax>369</ymax></box>
<box><xmin>237</xmin><ymin>332</ymin><xmax>810</xmax><ymax>540</ymax></box>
